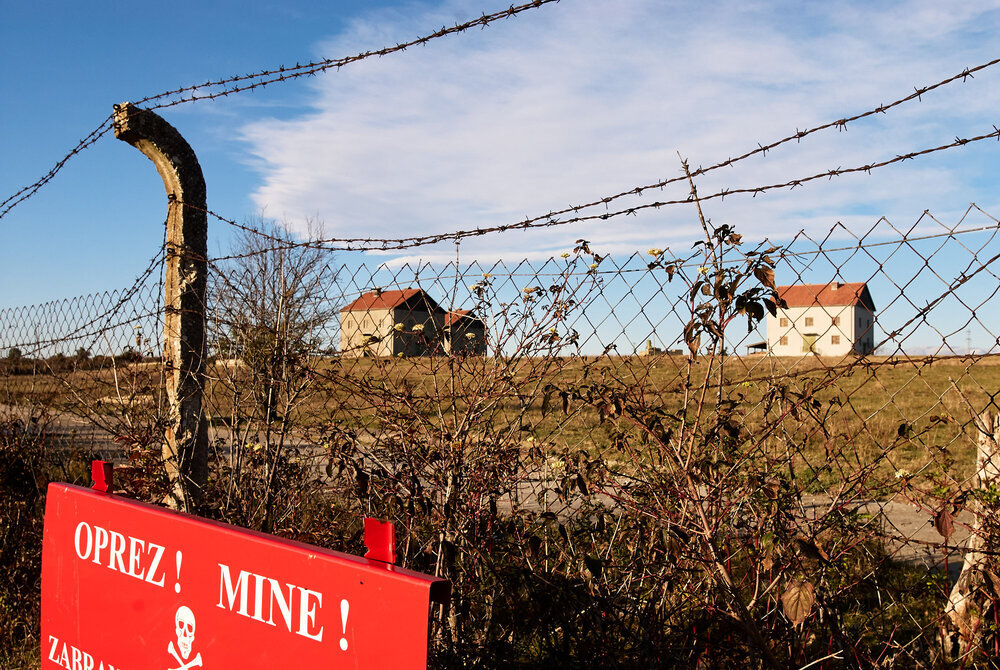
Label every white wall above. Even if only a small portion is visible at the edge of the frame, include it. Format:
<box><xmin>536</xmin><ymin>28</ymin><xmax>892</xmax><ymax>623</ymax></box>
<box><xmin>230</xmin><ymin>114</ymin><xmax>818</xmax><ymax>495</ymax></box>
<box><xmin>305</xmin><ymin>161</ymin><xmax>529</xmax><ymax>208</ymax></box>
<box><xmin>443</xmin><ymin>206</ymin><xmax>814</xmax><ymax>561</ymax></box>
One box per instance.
<box><xmin>766</xmin><ymin>304</ymin><xmax>857</xmax><ymax>356</ymax></box>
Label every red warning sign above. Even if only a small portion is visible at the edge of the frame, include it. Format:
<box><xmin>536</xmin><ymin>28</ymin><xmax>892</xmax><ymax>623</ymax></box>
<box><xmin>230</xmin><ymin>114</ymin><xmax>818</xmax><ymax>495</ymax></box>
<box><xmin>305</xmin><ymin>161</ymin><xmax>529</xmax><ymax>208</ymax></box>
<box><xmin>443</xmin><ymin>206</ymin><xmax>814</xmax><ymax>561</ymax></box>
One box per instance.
<box><xmin>41</xmin><ymin>483</ymin><xmax>449</xmax><ymax>669</ymax></box>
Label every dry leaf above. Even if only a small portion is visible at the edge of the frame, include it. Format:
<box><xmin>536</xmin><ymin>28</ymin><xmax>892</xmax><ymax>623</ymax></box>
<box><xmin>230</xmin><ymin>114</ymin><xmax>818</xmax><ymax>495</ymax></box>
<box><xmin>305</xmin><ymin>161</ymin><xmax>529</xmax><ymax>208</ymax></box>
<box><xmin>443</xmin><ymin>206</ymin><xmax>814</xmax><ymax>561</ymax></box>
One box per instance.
<box><xmin>935</xmin><ymin>506</ymin><xmax>954</xmax><ymax>541</ymax></box>
<box><xmin>762</xmin><ymin>478</ymin><xmax>781</xmax><ymax>500</ymax></box>
<box><xmin>754</xmin><ymin>266</ymin><xmax>776</xmax><ymax>289</ymax></box>
<box><xmin>794</xmin><ymin>536</ymin><xmax>830</xmax><ymax>563</ymax></box>
<box><xmin>781</xmin><ymin>579</ymin><xmax>815</xmax><ymax>625</ymax></box>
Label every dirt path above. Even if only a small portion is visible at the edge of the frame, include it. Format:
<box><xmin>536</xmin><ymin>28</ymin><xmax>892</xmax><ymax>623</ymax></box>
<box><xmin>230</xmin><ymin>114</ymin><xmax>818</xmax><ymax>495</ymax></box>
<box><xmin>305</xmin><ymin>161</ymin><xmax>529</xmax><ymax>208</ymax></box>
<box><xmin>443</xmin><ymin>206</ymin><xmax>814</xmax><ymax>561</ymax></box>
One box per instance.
<box><xmin>801</xmin><ymin>494</ymin><xmax>972</xmax><ymax>572</ymax></box>
<box><xmin>3</xmin><ymin>403</ymin><xmax>977</xmax><ymax>571</ymax></box>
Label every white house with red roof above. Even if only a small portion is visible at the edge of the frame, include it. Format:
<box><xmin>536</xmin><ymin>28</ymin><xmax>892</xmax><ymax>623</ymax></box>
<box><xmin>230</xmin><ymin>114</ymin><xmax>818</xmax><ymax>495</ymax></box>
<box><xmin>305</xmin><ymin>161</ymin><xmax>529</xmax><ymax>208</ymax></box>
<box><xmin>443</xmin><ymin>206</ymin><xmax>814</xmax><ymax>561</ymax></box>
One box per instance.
<box><xmin>766</xmin><ymin>282</ymin><xmax>876</xmax><ymax>356</ymax></box>
<box><xmin>339</xmin><ymin>288</ymin><xmax>486</xmax><ymax>357</ymax></box>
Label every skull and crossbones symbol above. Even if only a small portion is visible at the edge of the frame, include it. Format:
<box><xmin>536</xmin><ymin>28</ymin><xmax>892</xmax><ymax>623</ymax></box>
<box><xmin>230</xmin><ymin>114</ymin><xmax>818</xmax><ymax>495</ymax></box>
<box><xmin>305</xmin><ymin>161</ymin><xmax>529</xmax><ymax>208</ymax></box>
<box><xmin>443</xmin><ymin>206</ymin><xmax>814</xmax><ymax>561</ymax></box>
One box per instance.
<box><xmin>168</xmin><ymin>606</ymin><xmax>203</xmax><ymax>670</ymax></box>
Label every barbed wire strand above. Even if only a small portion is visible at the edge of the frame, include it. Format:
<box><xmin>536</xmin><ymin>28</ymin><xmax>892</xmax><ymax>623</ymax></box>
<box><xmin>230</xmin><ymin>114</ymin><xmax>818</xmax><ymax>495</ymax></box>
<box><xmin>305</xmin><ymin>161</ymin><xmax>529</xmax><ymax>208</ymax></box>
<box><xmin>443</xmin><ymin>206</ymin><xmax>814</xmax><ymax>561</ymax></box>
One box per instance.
<box><xmin>194</xmin><ymin>124</ymin><xmax>1000</xmax><ymax>259</ymax></box>
<box><xmin>184</xmin><ymin>56</ymin><xmax>1000</xmax><ymax>251</ymax></box>
<box><xmin>0</xmin><ymin>0</ymin><xmax>560</xmax><ymax>222</ymax></box>
<box><xmin>1</xmin><ymin>21</ymin><xmax>996</xmax><ymax>229</ymax></box>
<box><xmin>137</xmin><ymin>0</ymin><xmax>563</xmax><ymax>111</ymax></box>
<box><xmin>0</xmin><ymin>119</ymin><xmax>114</xmax><ymax>219</ymax></box>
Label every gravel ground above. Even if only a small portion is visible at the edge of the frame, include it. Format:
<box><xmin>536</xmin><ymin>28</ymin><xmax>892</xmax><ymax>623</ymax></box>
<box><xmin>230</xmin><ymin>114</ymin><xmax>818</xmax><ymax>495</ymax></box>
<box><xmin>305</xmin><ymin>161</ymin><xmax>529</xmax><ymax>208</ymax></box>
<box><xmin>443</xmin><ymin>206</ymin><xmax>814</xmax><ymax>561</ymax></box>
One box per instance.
<box><xmin>5</xmin><ymin>404</ymin><xmax>979</xmax><ymax>573</ymax></box>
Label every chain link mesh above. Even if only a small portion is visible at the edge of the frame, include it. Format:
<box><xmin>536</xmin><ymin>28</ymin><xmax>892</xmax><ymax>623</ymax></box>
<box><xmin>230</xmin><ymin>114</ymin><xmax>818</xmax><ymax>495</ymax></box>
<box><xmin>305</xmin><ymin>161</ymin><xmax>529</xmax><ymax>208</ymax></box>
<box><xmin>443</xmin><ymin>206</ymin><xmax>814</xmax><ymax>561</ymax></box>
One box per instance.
<box><xmin>5</xmin><ymin>207</ymin><xmax>1000</xmax><ymax>663</ymax></box>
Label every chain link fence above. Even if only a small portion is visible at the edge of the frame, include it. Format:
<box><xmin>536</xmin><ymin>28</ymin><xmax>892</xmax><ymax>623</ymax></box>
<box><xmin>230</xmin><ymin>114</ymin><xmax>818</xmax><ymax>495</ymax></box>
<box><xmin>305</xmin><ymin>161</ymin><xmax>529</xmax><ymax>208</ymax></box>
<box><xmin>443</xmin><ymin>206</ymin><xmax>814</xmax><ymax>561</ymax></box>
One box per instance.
<box><xmin>4</xmin><ymin>207</ymin><xmax>1000</xmax><ymax>666</ymax></box>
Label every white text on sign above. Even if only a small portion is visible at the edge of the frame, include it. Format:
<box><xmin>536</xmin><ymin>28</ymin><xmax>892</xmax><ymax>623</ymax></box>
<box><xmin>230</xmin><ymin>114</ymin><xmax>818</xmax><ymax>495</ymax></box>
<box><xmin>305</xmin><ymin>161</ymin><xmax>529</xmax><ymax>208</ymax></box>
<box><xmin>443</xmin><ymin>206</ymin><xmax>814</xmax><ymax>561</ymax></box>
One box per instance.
<box><xmin>73</xmin><ymin>521</ymin><xmax>166</xmax><ymax>587</ymax></box>
<box><xmin>48</xmin><ymin>634</ymin><xmax>122</xmax><ymax>670</ymax></box>
<box><xmin>216</xmin><ymin>563</ymin><xmax>325</xmax><ymax>641</ymax></box>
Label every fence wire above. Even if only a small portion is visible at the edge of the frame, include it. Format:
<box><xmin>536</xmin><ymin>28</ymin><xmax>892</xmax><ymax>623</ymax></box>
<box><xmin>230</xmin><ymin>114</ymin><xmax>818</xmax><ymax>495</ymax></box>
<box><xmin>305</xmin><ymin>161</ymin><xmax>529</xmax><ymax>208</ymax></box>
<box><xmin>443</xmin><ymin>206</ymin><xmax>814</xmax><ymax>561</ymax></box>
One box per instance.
<box><xmin>0</xmin><ymin>0</ymin><xmax>561</xmax><ymax>222</ymax></box>
<box><xmin>5</xmin><ymin>209</ymin><xmax>1000</xmax><ymax>666</ymax></box>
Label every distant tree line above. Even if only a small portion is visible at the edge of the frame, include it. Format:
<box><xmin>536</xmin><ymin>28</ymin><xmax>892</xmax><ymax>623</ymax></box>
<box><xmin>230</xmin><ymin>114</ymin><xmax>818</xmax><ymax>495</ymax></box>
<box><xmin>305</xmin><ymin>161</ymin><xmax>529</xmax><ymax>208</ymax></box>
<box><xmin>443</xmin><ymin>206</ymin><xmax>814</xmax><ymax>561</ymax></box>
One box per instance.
<box><xmin>1</xmin><ymin>346</ymin><xmax>158</xmax><ymax>375</ymax></box>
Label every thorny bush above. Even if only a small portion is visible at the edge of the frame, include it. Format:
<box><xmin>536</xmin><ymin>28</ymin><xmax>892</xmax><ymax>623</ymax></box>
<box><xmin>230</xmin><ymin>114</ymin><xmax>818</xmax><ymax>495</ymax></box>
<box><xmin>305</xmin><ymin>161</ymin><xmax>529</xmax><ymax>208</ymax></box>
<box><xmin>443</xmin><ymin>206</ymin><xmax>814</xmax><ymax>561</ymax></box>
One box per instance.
<box><xmin>313</xmin><ymin>216</ymin><xmax>981</xmax><ymax>666</ymax></box>
<box><xmin>0</xmin><ymin>410</ymin><xmax>92</xmax><ymax>669</ymax></box>
<box><xmin>5</xmin><ymin>212</ymin><xmax>996</xmax><ymax>667</ymax></box>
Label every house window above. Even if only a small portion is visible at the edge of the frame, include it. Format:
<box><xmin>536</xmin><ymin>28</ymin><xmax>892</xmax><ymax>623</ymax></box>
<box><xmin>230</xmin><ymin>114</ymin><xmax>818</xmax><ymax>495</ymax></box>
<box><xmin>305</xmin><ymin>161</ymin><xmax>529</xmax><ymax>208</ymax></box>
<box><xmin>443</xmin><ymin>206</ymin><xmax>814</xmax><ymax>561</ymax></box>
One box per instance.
<box><xmin>780</xmin><ymin>336</ymin><xmax>788</xmax><ymax>346</ymax></box>
<box><xmin>831</xmin><ymin>335</ymin><xmax>840</xmax><ymax>345</ymax></box>
<box><xmin>780</xmin><ymin>317</ymin><xmax>788</xmax><ymax>327</ymax></box>
<box><xmin>805</xmin><ymin>317</ymin><xmax>814</xmax><ymax>327</ymax></box>
<box><xmin>832</xmin><ymin>316</ymin><xmax>840</xmax><ymax>326</ymax></box>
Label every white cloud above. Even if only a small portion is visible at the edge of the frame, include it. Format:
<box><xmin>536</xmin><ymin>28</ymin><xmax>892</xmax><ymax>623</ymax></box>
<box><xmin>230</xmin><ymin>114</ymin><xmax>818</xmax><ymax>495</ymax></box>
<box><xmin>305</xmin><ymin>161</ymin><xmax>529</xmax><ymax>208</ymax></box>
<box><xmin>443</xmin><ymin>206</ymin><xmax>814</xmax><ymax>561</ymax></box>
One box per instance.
<box><xmin>239</xmin><ymin>0</ymin><xmax>1000</xmax><ymax>261</ymax></box>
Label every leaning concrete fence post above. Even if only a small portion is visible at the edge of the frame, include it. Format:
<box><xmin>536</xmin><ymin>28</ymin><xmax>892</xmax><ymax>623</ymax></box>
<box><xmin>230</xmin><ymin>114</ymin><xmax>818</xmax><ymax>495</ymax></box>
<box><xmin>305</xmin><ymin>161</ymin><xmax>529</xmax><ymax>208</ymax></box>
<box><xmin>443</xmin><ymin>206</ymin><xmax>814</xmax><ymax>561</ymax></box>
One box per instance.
<box><xmin>113</xmin><ymin>102</ymin><xmax>208</xmax><ymax>512</ymax></box>
<box><xmin>942</xmin><ymin>409</ymin><xmax>1000</xmax><ymax>661</ymax></box>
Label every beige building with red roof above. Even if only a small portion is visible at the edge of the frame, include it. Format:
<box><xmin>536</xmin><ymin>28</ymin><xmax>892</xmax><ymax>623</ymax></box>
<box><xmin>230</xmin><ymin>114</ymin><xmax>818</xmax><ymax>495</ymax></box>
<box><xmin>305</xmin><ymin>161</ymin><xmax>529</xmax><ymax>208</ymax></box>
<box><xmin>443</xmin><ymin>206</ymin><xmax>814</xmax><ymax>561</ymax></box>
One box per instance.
<box><xmin>339</xmin><ymin>289</ymin><xmax>486</xmax><ymax>357</ymax></box>
<box><xmin>766</xmin><ymin>282</ymin><xmax>876</xmax><ymax>356</ymax></box>
<box><xmin>443</xmin><ymin>309</ymin><xmax>487</xmax><ymax>356</ymax></box>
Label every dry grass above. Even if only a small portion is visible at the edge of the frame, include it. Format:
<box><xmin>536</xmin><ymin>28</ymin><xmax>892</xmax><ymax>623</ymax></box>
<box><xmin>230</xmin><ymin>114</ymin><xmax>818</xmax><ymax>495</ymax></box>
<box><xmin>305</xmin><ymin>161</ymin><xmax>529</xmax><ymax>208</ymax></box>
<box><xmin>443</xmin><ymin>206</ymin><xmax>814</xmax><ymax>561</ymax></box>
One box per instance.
<box><xmin>3</xmin><ymin>353</ymin><xmax>997</xmax><ymax>492</ymax></box>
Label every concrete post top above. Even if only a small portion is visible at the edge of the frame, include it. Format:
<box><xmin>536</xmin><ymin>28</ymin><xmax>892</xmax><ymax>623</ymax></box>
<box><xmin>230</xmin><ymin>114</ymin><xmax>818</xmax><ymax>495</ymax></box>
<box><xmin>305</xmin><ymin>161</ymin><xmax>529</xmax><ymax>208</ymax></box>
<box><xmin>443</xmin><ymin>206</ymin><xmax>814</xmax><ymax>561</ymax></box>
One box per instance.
<box><xmin>113</xmin><ymin>102</ymin><xmax>173</xmax><ymax>144</ymax></box>
<box><xmin>112</xmin><ymin>101</ymin><xmax>207</xmax><ymax>248</ymax></box>
<box><xmin>112</xmin><ymin>102</ymin><xmax>205</xmax><ymax>190</ymax></box>
<box><xmin>113</xmin><ymin>102</ymin><xmax>191</xmax><ymax>148</ymax></box>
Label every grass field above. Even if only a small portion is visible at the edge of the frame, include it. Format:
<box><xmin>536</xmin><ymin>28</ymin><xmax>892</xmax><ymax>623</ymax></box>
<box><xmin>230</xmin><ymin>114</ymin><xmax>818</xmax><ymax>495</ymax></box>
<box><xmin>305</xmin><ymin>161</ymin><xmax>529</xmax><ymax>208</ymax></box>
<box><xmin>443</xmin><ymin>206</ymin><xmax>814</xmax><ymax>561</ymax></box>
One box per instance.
<box><xmin>4</xmin><ymin>353</ymin><xmax>998</xmax><ymax>667</ymax></box>
<box><xmin>4</xmin><ymin>352</ymin><xmax>997</xmax><ymax>494</ymax></box>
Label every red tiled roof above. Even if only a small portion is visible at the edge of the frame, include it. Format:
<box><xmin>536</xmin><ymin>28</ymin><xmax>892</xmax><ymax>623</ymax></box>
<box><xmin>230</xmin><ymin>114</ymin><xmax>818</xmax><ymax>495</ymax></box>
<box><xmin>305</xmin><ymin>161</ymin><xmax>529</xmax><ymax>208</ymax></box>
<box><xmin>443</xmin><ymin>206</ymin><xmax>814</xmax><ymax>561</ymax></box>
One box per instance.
<box><xmin>341</xmin><ymin>289</ymin><xmax>431</xmax><ymax>313</ymax></box>
<box><xmin>777</xmin><ymin>282</ymin><xmax>875</xmax><ymax>310</ymax></box>
<box><xmin>444</xmin><ymin>309</ymin><xmax>481</xmax><ymax>326</ymax></box>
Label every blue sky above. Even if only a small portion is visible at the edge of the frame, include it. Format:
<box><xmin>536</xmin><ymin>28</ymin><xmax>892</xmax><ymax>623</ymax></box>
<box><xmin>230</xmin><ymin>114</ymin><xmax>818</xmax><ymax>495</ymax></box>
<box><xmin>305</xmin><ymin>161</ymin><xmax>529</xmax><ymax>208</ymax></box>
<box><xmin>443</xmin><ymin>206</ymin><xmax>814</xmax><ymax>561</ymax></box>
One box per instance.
<box><xmin>2</xmin><ymin>0</ymin><xmax>1000</xmax><ymax>334</ymax></box>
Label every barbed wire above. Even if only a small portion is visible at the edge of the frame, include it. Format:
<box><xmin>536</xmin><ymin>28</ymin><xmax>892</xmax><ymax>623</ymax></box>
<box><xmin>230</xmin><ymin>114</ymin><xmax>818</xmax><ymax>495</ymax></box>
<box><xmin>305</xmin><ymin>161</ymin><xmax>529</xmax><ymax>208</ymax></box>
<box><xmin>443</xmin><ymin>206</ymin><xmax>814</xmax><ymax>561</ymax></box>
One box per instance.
<box><xmin>0</xmin><ymin>118</ymin><xmax>114</xmax><ymax>220</ymax></box>
<box><xmin>180</xmin><ymin>57</ymin><xmax>997</xmax><ymax>253</ymax></box>
<box><xmin>137</xmin><ymin>0</ymin><xmax>562</xmax><ymax>111</ymax></box>
<box><xmin>431</xmin><ymin>57</ymin><xmax>998</xmax><ymax>247</ymax></box>
<box><xmin>0</xmin><ymin>19</ymin><xmax>995</xmax><ymax>228</ymax></box>
<box><xmin>193</xmin><ymin>121</ymin><xmax>1000</xmax><ymax>259</ymax></box>
<box><xmin>0</xmin><ymin>243</ymin><xmax>165</xmax><ymax>354</ymax></box>
<box><xmin>0</xmin><ymin>0</ymin><xmax>560</xmax><ymax>223</ymax></box>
